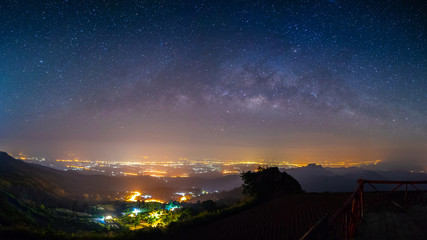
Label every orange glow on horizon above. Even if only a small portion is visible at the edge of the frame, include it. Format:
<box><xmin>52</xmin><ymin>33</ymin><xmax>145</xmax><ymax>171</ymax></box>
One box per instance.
<box><xmin>123</xmin><ymin>172</ymin><xmax>138</xmax><ymax>176</ymax></box>
<box><xmin>143</xmin><ymin>170</ymin><xmax>168</xmax><ymax>174</ymax></box>
<box><xmin>222</xmin><ymin>170</ymin><xmax>239</xmax><ymax>174</ymax></box>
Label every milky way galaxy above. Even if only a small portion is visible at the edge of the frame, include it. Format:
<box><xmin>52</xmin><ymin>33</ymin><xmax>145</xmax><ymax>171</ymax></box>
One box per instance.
<box><xmin>0</xmin><ymin>1</ymin><xmax>426</xmax><ymax>167</ymax></box>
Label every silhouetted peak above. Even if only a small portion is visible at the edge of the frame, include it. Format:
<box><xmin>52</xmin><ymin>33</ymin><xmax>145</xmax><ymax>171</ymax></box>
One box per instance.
<box><xmin>0</xmin><ymin>151</ymin><xmax>26</xmax><ymax>172</ymax></box>
<box><xmin>0</xmin><ymin>151</ymin><xmax>16</xmax><ymax>161</ymax></box>
<box><xmin>306</xmin><ymin>163</ymin><xmax>323</xmax><ymax>168</ymax></box>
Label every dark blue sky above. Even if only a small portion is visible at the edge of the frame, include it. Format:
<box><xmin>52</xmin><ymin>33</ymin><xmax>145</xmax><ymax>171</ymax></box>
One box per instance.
<box><xmin>0</xmin><ymin>0</ymin><xmax>426</xmax><ymax>167</ymax></box>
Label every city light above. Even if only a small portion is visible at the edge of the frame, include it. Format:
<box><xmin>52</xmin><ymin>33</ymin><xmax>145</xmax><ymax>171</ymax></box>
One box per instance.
<box><xmin>123</xmin><ymin>172</ymin><xmax>138</xmax><ymax>176</ymax></box>
<box><xmin>13</xmin><ymin>152</ymin><xmax>386</xmax><ymax>178</ymax></box>
<box><xmin>149</xmin><ymin>211</ymin><xmax>162</xmax><ymax>219</ymax></box>
<box><xmin>145</xmin><ymin>199</ymin><xmax>165</xmax><ymax>204</ymax></box>
<box><xmin>127</xmin><ymin>191</ymin><xmax>141</xmax><ymax>202</ymax></box>
<box><xmin>132</xmin><ymin>208</ymin><xmax>142</xmax><ymax>215</ymax></box>
<box><xmin>165</xmin><ymin>202</ymin><xmax>180</xmax><ymax>211</ymax></box>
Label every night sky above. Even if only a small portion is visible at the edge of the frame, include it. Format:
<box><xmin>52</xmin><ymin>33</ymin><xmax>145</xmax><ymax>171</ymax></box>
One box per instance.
<box><xmin>0</xmin><ymin>1</ymin><xmax>426</xmax><ymax>168</ymax></box>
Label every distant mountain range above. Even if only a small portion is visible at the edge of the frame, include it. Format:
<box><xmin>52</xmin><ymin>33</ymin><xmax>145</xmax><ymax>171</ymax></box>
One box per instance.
<box><xmin>286</xmin><ymin>163</ymin><xmax>427</xmax><ymax>192</ymax></box>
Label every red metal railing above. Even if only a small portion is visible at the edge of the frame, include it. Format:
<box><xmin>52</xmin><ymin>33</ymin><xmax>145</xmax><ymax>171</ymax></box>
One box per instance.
<box><xmin>327</xmin><ymin>180</ymin><xmax>364</xmax><ymax>240</ymax></box>
<box><xmin>362</xmin><ymin>180</ymin><xmax>427</xmax><ymax>209</ymax></box>
<box><xmin>300</xmin><ymin>179</ymin><xmax>427</xmax><ymax>240</ymax></box>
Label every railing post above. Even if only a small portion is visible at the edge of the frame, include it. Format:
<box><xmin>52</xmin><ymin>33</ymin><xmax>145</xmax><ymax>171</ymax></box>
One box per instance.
<box><xmin>405</xmin><ymin>184</ymin><xmax>408</xmax><ymax>203</ymax></box>
<box><xmin>359</xmin><ymin>180</ymin><xmax>364</xmax><ymax>220</ymax></box>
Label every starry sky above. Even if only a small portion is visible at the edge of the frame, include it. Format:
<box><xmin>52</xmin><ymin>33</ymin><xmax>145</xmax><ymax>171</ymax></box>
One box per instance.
<box><xmin>0</xmin><ymin>0</ymin><xmax>426</xmax><ymax>168</ymax></box>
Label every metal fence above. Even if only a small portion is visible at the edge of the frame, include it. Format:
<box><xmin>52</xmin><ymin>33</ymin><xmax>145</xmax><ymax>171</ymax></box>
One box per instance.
<box><xmin>300</xmin><ymin>179</ymin><xmax>427</xmax><ymax>240</ymax></box>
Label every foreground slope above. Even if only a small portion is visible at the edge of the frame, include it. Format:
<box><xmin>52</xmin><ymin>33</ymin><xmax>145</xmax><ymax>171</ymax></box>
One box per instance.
<box><xmin>175</xmin><ymin>193</ymin><xmax>349</xmax><ymax>240</ymax></box>
<box><xmin>0</xmin><ymin>151</ymin><xmax>68</xmax><ymax>205</ymax></box>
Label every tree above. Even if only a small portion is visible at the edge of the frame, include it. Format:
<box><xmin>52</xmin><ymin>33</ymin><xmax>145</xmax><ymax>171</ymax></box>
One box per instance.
<box><xmin>241</xmin><ymin>166</ymin><xmax>266</xmax><ymax>196</ymax></box>
<box><xmin>201</xmin><ymin>200</ymin><xmax>216</xmax><ymax>212</ymax></box>
<box><xmin>241</xmin><ymin>166</ymin><xmax>303</xmax><ymax>199</ymax></box>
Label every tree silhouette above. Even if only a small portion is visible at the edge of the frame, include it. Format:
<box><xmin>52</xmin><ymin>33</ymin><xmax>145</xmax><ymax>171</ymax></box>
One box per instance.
<box><xmin>241</xmin><ymin>166</ymin><xmax>303</xmax><ymax>199</ymax></box>
<box><xmin>201</xmin><ymin>200</ymin><xmax>217</xmax><ymax>212</ymax></box>
<box><xmin>241</xmin><ymin>166</ymin><xmax>266</xmax><ymax>196</ymax></box>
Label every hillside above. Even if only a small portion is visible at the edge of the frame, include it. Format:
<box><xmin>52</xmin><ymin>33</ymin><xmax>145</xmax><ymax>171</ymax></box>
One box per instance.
<box><xmin>0</xmin><ymin>152</ymin><xmax>69</xmax><ymax>205</ymax></box>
